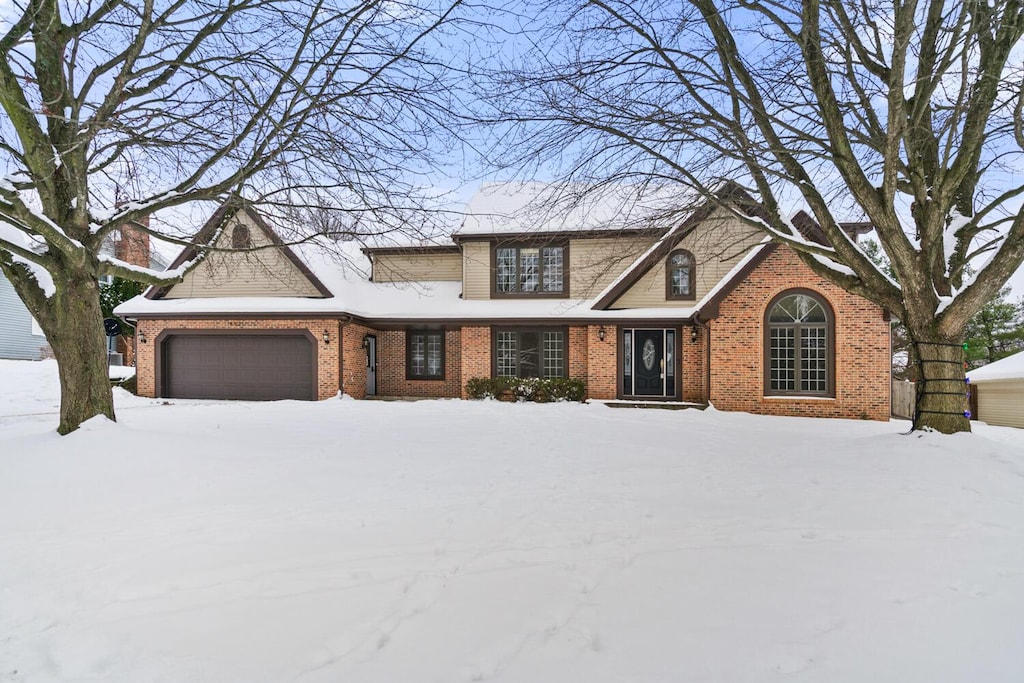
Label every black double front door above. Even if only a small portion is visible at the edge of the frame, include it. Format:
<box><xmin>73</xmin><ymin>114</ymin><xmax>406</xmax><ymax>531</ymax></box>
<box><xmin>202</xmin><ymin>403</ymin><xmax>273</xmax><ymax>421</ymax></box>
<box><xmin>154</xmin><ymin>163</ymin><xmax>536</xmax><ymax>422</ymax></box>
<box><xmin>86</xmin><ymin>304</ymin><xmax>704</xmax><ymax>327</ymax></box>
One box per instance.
<box><xmin>623</xmin><ymin>328</ymin><xmax>677</xmax><ymax>398</ymax></box>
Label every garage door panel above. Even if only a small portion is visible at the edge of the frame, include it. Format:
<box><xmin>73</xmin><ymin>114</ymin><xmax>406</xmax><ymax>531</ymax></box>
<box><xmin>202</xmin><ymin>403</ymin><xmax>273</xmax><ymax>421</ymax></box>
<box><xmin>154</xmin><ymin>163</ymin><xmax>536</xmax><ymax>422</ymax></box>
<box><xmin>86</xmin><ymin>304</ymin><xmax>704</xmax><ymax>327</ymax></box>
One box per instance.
<box><xmin>163</xmin><ymin>334</ymin><xmax>315</xmax><ymax>400</ymax></box>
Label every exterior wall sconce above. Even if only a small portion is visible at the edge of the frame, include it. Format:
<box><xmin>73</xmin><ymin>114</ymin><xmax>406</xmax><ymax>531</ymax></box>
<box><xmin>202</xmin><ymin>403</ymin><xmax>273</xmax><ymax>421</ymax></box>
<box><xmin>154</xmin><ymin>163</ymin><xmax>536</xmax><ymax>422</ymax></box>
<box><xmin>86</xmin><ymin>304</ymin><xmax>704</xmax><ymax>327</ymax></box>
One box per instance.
<box><xmin>690</xmin><ymin>326</ymin><xmax>699</xmax><ymax>343</ymax></box>
<box><xmin>138</xmin><ymin>330</ymin><xmax>147</xmax><ymax>344</ymax></box>
<box><xmin>598</xmin><ymin>325</ymin><xmax>606</xmax><ymax>342</ymax></box>
<box><xmin>361</xmin><ymin>335</ymin><xmax>370</xmax><ymax>349</ymax></box>
<box><xmin>322</xmin><ymin>330</ymin><xmax>331</xmax><ymax>344</ymax></box>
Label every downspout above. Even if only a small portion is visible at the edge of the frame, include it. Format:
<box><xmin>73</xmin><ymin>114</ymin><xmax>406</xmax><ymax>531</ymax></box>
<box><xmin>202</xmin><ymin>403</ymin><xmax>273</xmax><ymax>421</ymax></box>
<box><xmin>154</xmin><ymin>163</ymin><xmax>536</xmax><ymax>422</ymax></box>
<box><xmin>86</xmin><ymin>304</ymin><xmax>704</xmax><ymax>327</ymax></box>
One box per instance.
<box><xmin>338</xmin><ymin>315</ymin><xmax>354</xmax><ymax>397</ymax></box>
<box><xmin>693</xmin><ymin>312</ymin><xmax>712</xmax><ymax>407</ymax></box>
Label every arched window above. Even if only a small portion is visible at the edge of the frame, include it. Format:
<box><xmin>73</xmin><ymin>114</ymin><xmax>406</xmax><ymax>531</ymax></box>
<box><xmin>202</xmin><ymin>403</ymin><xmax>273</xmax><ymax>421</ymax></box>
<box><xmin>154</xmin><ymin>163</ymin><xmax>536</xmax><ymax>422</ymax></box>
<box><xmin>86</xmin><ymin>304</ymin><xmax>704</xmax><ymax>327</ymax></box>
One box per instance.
<box><xmin>232</xmin><ymin>225</ymin><xmax>252</xmax><ymax>249</ymax></box>
<box><xmin>765</xmin><ymin>290</ymin><xmax>834</xmax><ymax>396</ymax></box>
<box><xmin>666</xmin><ymin>249</ymin><xmax>695</xmax><ymax>300</ymax></box>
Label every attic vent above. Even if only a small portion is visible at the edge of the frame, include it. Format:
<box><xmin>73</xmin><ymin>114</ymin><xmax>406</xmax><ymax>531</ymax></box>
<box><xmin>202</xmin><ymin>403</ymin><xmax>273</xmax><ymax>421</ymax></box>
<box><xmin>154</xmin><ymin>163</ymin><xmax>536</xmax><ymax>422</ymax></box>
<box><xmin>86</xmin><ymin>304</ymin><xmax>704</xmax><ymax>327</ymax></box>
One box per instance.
<box><xmin>232</xmin><ymin>225</ymin><xmax>252</xmax><ymax>249</ymax></box>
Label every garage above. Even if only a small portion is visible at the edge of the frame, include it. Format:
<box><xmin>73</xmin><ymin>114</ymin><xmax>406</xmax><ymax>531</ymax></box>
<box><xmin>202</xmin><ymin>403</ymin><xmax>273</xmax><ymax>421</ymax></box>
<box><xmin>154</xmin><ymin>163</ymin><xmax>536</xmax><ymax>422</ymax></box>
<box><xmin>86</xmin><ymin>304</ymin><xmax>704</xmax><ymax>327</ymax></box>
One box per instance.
<box><xmin>161</xmin><ymin>332</ymin><xmax>316</xmax><ymax>401</ymax></box>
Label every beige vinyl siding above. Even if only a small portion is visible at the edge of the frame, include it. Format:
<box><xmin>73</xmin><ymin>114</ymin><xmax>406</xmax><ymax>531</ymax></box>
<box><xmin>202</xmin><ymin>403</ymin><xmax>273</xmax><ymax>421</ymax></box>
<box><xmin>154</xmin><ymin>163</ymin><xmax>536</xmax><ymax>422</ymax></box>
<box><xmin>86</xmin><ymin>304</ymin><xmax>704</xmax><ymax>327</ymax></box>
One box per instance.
<box><xmin>612</xmin><ymin>211</ymin><xmax>763</xmax><ymax>308</ymax></box>
<box><xmin>976</xmin><ymin>379</ymin><xmax>1024</xmax><ymax>428</ymax></box>
<box><xmin>373</xmin><ymin>252</ymin><xmax>461</xmax><ymax>282</ymax></box>
<box><xmin>165</xmin><ymin>212</ymin><xmax>322</xmax><ymax>299</ymax></box>
<box><xmin>462</xmin><ymin>241</ymin><xmax>491</xmax><ymax>300</ymax></box>
<box><xmin>570</xmin><ymin>236</ymin><xmax>658</xmax><ymax>299</ymax></box>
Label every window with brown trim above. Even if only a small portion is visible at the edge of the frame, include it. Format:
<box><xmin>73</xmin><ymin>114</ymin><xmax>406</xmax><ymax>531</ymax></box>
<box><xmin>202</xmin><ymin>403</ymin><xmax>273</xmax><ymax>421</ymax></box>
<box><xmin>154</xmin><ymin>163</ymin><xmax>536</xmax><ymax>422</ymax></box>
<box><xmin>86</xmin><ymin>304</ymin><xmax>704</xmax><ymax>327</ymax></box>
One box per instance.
<box><xmin>492</xmin><ymin>327</ymin><xmax>568</xmax><ymax>378</ymax></box>
<box><xmin>232</xmin><ymin>225</ymin><xmax>252</xmax><ymax>249</ymax></box>
<box><xmin>492</xmin><ymin>243</ymin><xmax>568</xmax><ymax>297</ymax></box>
<box><xmin>407</xmin><ymin>330</ymin><xmax>445</xmax><ymax>380</ymax></box>
<box><xmin>764</xmin><ymin>290</ymin><xmax>834</xmax><ymax>397</ymax></box>
<box><xmin>666</xmin><ymin>249</ymin><xmax>695</xmax><ymax>300</ymax></box>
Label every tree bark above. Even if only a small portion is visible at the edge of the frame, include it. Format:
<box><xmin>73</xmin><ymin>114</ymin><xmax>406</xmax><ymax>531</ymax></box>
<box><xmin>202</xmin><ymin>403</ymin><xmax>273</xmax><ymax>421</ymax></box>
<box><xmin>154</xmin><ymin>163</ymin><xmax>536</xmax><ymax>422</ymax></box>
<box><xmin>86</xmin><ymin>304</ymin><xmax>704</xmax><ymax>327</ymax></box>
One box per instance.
<box><xmin>44</xmin><ymin>272</ymin><xmax>115</xmax><ymax>435</ymax></box>
<box><xmin>910</xmin><ymin>333</ymin><xmax>971</xmax><ymax>434</ymax></box>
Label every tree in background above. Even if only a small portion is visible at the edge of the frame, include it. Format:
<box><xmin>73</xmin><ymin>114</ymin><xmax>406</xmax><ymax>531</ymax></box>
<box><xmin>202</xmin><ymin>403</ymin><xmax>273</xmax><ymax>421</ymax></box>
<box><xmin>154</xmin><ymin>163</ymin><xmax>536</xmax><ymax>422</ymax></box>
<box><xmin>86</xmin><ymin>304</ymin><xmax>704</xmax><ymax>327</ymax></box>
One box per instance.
<box><xmin>0</xmin><ymin>0</ymin><xmax>464</xmax><ymax>433</ymax></box>
<box><xmin>486</xmin><ymin>0</ymin><xmax>1024</xmax><ymax>432</ymax></box>
<box><xmin>965</xmin><ymin>287</ymin><xmax>1024</xmax><ymax>368</ymax></box>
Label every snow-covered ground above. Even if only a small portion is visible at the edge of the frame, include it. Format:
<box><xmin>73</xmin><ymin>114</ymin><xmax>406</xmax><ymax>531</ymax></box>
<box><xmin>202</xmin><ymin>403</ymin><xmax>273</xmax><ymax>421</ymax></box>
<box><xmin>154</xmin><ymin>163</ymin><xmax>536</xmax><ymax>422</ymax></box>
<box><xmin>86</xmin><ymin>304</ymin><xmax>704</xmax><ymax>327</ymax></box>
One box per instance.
<box><xmin>2</xmin><ymin>360</ymin><xmax>1024</xmax><ymax>682</ymax></box>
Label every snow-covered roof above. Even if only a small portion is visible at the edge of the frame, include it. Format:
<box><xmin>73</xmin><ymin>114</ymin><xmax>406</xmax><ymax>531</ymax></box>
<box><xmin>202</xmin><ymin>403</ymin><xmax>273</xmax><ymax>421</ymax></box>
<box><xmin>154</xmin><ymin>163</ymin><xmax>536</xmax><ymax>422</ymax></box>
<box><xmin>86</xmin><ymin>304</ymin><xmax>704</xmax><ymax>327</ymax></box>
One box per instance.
<box><xmin>114</xmin><ymin>189</ymin><xmax>770</xmax><ymax>323</ymax></box>
<box><xmin>455</xmin><ymin>182</ymin><xmax>692</xmax><ymax>237</ymax></box>
<box><xmin>968</xmin><ymin>351</ymin><xmax>1024</xmax><ymax>382</ymax></box>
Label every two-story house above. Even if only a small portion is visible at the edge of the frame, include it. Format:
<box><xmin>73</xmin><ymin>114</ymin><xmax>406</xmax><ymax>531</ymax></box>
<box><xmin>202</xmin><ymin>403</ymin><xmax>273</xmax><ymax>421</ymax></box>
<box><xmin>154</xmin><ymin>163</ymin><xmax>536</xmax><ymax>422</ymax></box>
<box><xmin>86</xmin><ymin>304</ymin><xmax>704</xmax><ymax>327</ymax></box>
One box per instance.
<box><xmin>117</xmin><ymin>183</ymin><xmax>892</xmax><ymax>419</ymax></box>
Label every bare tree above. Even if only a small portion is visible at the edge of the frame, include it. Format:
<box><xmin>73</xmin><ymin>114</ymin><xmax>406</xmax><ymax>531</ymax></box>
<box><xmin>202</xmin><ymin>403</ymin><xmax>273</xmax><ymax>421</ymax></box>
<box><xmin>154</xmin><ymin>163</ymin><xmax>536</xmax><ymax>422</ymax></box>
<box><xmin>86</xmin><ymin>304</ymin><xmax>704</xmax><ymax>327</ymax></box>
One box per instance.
<box><xmin>483</xmin><ymin>0</ymin><xmax>1024</xmax><ymax>433</ymax></box>
<box><xmin>0</xmin><ymin>0</ymin><xmax>465</xmax><ymax>433</ymax></box>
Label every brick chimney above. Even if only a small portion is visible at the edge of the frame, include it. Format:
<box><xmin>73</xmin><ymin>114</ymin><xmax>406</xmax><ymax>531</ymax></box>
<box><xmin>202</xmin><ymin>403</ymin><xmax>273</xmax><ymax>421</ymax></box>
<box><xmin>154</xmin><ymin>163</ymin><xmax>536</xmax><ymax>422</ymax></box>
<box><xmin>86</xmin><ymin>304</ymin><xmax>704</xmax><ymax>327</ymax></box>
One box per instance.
<box><xmin>115</xmin><ymin>216</ymin><xmax>151</xmax><ymax>268</ymax></box>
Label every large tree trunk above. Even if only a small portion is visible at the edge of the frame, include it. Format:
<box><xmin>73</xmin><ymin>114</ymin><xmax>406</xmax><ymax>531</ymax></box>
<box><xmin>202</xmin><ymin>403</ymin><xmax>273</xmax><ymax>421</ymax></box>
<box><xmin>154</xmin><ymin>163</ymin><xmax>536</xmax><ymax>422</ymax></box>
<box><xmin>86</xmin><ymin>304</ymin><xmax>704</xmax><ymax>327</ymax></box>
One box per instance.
<box><xmin>909</xmin><ymin>331</ymin><xmax>971</xmax><ymax>434</ymax></box>
<box><xmin>44</xmin><ymin>272</ymin><xmax>116</xmax><ymax>435</ymax></box>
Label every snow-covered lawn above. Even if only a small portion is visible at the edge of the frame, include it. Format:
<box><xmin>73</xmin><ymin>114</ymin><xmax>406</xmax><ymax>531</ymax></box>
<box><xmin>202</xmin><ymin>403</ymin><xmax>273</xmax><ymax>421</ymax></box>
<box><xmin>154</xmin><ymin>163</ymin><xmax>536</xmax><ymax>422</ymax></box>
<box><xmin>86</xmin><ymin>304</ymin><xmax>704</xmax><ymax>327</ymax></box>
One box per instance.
<box><xmin>2</xmin><ymin>360</ymin><xmax>1024</xmax><ymax>682</ymax></box>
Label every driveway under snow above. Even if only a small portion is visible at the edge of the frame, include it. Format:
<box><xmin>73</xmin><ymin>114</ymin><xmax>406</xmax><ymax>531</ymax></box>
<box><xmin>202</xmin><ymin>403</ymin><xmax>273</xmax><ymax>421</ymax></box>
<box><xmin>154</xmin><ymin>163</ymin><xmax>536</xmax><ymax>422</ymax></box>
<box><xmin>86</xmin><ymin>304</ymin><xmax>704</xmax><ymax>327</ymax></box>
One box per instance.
<box><xmin>1</xmin><ymin>359</ymin><xmax>1023</xmax><ymax>682</ymax></box>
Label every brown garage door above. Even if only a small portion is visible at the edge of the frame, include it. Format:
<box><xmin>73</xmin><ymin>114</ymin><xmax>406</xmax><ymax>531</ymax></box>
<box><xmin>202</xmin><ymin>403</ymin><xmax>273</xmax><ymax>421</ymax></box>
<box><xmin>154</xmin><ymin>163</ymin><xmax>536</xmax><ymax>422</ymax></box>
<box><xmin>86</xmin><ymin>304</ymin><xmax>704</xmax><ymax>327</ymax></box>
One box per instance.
<box><xmin>162</xmin><ymin>333</ymin><xmax>315</xmax><ymax>400</ymax></box>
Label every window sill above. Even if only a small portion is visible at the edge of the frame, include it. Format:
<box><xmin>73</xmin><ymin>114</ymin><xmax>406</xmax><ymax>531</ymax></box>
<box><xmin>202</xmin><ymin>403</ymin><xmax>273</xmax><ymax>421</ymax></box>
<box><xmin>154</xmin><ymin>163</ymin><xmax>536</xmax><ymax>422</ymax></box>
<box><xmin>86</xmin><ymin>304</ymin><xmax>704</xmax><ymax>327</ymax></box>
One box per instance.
<box><xmin>762</xmin><ymin>395</ymin><xmax>835</xmax><ymax>401</ymax></box>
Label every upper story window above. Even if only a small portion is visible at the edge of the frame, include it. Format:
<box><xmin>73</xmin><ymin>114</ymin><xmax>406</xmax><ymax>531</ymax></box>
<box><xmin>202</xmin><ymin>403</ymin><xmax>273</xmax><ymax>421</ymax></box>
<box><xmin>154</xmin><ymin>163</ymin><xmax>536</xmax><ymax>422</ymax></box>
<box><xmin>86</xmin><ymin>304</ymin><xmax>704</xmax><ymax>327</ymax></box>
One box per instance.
<box><xmin>764</xmin><ymin>290</ymin><xmax>834</xmax><ymax>397</ymax></box>
<box><xmin>232</xmin><ymin>225</ymin><xmax>252</xmax><ymax>249</ymax></box>
<box><xmin>493</xmin><ymin>244</ymin><xmax>567</xmax><ymax>297</ymax></box>
<box><xmin>666</xmin><ymin>249</ymin><xmax>695</xmax><ymax>300</ymax></box>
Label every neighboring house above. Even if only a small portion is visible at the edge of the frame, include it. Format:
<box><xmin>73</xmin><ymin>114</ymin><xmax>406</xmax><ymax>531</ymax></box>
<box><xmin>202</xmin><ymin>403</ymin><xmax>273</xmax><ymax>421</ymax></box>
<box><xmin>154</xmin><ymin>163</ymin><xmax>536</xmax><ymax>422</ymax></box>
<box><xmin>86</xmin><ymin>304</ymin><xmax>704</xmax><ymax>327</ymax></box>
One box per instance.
<box><xmin>0</xmin><ymin>220</ymin><xmax>164</xmax><ymax>362</ymax></box>
<box><xmin>0</xmin><ymin>275</ymin><xmax>47</xmax><ymax>360</ymax></box>
<box><xmin>967</xmin><ymin>351</ymin><xmax>1024</xmax><ymax>429</ymax></box>
<box><xmin>117</xmin><ymin>183</ymin><xmax>892</xmax><ymax>420</ymax></box>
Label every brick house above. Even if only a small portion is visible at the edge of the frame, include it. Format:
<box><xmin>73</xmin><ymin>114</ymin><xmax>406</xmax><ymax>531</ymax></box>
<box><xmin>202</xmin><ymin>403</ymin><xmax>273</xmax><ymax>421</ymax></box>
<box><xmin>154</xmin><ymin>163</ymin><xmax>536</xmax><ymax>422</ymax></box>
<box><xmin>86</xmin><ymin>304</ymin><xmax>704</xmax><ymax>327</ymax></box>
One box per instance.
<box><xmin>116</xmin><ymin>184</ymin><xmax>891</xmax><ymax>420</ymax></box>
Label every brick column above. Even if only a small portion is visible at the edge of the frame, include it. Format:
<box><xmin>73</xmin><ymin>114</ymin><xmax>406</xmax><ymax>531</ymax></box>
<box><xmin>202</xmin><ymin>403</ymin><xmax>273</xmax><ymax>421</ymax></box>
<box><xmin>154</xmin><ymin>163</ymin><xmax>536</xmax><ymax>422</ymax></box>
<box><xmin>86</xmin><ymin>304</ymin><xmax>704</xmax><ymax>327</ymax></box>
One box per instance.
<box><xmin>586</xmin><ymin>324</ymin><xmax>617</xmax><ymax>399</ymax></box>
<box><xmin>460</xmin><ymin>326</ymin><xmax>490</xmax><ymax>398</ymax></box>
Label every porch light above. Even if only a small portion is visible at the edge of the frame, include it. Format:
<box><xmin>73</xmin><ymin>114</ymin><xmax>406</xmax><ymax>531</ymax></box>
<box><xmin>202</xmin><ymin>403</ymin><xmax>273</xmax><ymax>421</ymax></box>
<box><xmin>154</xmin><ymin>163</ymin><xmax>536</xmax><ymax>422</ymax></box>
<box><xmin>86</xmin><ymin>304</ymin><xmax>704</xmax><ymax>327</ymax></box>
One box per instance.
<box><xmin>598</xmin><ymin>325</ymin><xmax>606</xmax><ymax>342</ymax></box>
<box><xmin>690</xmin><ymin>326</ymin><xmax>698</xmax><ymax>343</ymax></box>
<box><xmin>361</xmin><ymin>335</ymin><xmax>370</xmax><ymax>349</ymax></box>
<box><xmin>323</xmin><ymin>330</ymin><xmax>331</xmax><ymax>344</ymax></box>
<box><xmin>138</xmin><ymin>330</ymin><xmax>147</xmax><ymax>344</ymax></box>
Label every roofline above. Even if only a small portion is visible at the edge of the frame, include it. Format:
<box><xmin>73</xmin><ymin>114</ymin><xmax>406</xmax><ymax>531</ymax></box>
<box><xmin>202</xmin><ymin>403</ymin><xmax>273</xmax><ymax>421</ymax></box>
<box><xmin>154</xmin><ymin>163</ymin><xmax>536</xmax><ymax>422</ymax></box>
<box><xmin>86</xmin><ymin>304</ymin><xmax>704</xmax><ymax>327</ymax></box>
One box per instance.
<box><xmin>360</xmin><ymin>245</ymin><xmax>460</xmax><ymax>256</ymax></box>
<box><xmin>145</xmin><ymin>202</ymin><xmax>335</xmax><ymax>300</ymax></box>
<box><xmin>452</xmin><ymin>226</ymin><xmax>665</xmax><ymax>244</ymax></box>
<box><xmin>121</xmin><ymin>311</ymin><xmax>698</xmax><ymax>326</ymax></box>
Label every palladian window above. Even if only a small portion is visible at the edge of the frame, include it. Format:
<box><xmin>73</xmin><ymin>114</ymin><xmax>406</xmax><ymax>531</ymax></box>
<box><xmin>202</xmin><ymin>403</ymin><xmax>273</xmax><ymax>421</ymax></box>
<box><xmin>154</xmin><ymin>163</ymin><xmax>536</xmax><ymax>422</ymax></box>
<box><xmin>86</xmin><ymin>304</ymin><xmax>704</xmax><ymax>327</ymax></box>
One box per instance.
<box><xmin>765</xmin><ymin>290</ymin><xmax>833</xmax><ymax>397</ymax></box>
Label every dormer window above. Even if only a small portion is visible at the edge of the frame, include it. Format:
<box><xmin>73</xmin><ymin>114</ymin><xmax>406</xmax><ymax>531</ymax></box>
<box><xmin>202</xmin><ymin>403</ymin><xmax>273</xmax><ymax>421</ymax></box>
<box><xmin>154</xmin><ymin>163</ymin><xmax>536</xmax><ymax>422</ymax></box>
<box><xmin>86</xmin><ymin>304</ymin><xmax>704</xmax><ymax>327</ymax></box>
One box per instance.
<box><xmin>666</xmin><ymin>249</ymin><xmax>695</xmax><ymax>300</ymax></box>
<box><xmin>232</xmin><ymin>225</ymin><xmax>252</xmax><ymax>249</ymax></box>
<box><xmin>493</xmin><ymin>243</ymin><xmax>567</xmax><ymax>297</ymax></box>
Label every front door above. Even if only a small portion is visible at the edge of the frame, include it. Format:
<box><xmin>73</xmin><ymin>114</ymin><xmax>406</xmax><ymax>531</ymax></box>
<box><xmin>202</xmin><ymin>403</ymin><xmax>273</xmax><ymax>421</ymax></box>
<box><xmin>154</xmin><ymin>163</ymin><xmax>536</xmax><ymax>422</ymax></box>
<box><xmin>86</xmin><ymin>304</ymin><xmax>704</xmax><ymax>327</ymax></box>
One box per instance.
<box><xmin>622</xmin><ymin>328</ymin><xmax>677</xmax><ymax>398</ymax></box>
<box><xmin>366</xmin><ymin>335</ymin><xmax>377</xmax><ymax>396</ymax></box>
<box><xmin>633</xmin><ymin>329</ymin><xmax>665</xmax><ymax>396</ymax></box>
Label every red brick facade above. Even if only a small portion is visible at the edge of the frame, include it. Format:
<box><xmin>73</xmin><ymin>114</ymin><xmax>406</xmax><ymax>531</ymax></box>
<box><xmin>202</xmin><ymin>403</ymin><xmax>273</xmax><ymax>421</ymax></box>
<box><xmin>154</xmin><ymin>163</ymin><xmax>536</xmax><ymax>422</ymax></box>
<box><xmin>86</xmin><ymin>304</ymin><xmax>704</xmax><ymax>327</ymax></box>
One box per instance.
<box><xmin>707</xmin><ymin>247</ymin><xmax>890</xmax><ymax>420</ymax></box>
<box><xmin>133</xmin><ymin>249</ymin><xmax>888</xmax><ymax>420</ymax></box>
<box><xmin>586</xmin><ymin>325</ymin><xmax>617</xmax><ymax>399</ymax></box>
<box><xmin>459</xmin><ymin>326</ymin><xmax>491</xmax><ymax>399</ymax></box>
<box><xmin>375</xmin><ymin>328</ymin><xmax>463</xmax><ymax>398</ymax></box>
<box><xmin>135</xmin><ymin>318</ymin><xmax>341</xmax><ymax>400</ymax></box>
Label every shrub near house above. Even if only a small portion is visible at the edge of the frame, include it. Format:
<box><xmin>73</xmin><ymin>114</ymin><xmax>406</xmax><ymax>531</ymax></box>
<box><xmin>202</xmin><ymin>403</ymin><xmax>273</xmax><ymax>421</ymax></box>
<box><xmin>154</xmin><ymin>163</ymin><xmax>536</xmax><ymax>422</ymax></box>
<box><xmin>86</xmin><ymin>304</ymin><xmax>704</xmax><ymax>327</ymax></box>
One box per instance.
<box><xmin>116</xmin><ymin>185</ymin><xmax>891</xmax><ymax>420</ymax></box>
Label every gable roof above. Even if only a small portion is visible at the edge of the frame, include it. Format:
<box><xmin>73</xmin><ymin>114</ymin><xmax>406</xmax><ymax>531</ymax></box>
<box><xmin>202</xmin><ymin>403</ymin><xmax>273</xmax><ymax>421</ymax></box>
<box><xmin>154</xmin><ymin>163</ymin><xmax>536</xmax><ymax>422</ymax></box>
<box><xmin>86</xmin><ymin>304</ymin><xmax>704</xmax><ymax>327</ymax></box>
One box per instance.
<box><xmin>146</xmin><ymin>202</ymin><xmax>334</xmax><ymax>300</ymax></box>
<box><xmin>591</xmin><ymin>182</ymin><xmax>767</xmax><ymax>310</ymax></box>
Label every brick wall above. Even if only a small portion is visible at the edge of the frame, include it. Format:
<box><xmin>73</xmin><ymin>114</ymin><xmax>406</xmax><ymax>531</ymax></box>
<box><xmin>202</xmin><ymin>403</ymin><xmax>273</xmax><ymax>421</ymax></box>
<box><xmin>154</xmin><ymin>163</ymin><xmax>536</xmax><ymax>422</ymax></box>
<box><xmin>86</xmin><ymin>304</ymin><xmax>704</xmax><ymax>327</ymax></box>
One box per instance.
<box><xmin>681</xmin><ymin>325</ymin><xmax>707</xmax><ymax>403</ymax></box>
<box><xmin>135</xmin><ymin>318</ymin><xmax>342</xmax><ymax>400</ymax></box>
<box><xmin>376</xmin><ymin>328</ymin><xmax>462</xmax><ymax>398</ymax></box>
<box><xmin>586</xmin><ymin>325</ymin><xmax>616</xmax><ymax>399</ymax></box>
<box><xmin>568</xmin><ymin>326</ymin><xmax>588</xmax><ymax>383</ymax></box>
<box><xmin>709</xmin><ymin>247</ymin><xmax>890</xmax><ymax>420</ymax></box>
<box><xmin>341</xmin><ymin>321</ymin><xmax>375</xmax><ymax>399</ymax></box>
<box><xmin>459</xmin><ymin>326</ymin><xmax>491</xmax><ymax>398</ymax></box>
<box><xmin>115</xmin><ymin>218</ymin><xmax>151</xmax><ymax>268</ymax></box>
